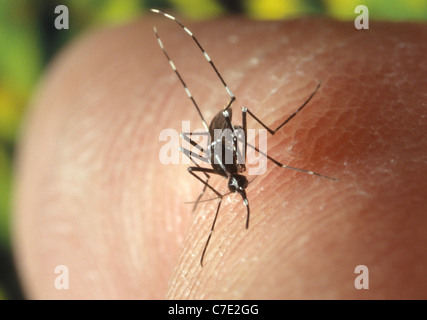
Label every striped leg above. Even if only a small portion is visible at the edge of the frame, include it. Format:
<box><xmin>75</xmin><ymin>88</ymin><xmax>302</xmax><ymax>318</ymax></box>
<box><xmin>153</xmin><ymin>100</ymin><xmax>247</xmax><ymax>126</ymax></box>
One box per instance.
<box><xmin>180</xmin><ymin>131</ymin><xmax>210</xmax><ymax>160</ymax></box>
<box><xmin>180</xmin><ymin>146</ymin><xmax>210</xmax><ymax>212</ymax></box>
<box><xmin>179</xmin><ymin>131</ymin><xmax>213</xmax><ymax>210</ymax></box>
<box><xmin>151</xmin><ymin>8</ymin><xmax>236</xmax><ymax>123</ymax></box>
<box><xmin>240</xmin><ymin>82</ymin><xmax>336</xmax><ymax>180</ymax></box>
<box><xmin>244</xmin><ymin>82</ymin><xmax>322</xmax><ymax>135</ymax></box>
<box><xmin>245</xmin><ymin>141</ymin><xmax>337</xmax><ymax>180</ymax></box>
<box><xmin>186</xmin><ymin>166</ymin><xmax>224</xmax><ymax>267</ymax></box>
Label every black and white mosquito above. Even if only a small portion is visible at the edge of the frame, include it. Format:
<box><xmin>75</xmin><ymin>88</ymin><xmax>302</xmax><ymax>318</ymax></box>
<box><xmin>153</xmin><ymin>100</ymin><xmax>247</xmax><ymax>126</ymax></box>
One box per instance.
<box><xmin>151</xmin><ymin>9</ymin><xmax>337</xmax><ymax>266</ymax></box>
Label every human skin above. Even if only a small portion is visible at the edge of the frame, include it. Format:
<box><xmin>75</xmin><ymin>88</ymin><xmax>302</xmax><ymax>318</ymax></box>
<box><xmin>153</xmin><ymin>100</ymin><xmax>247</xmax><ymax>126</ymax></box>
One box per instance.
<box><xmin>13</xmin><ymin>14</ymin><xmax>427</xmax><ymax>299</ymax></box>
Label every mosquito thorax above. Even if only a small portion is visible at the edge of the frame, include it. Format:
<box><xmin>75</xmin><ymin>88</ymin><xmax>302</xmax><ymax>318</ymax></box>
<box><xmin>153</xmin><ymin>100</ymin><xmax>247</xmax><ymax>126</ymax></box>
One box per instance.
<box><xmin>208</xmin><ymin>108</ymin><xmax>233</xmax><ymax>138</ymax></box>
<box><xmin>228</xmin><ymin>174</ymin><xmax>249</xmax><ymax>193</ymax></box>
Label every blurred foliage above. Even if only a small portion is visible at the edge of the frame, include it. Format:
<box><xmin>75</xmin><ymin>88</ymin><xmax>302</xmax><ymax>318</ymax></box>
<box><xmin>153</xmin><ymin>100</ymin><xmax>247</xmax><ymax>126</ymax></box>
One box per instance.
<box><xmin>245</xmin><ymin>0</ymin><xmax>321</xmax><ymax>19</ymax></box>
<box><xmin>325</xmin><ymin>0</ymin><xmax>427</xmax><ymax>20</ymax></box>
<box><xmin>0</xmin><ymin>0</ymin><xmax>426</xmax><ymax>300</ymax></box>
<box><xmin>0</xmin><ymin>148</ymin><xmax>11</xmax><ymax>246</ymax></box>
<box><xmin>170</xmin><ymin>0</ymin><xmax>225</xmax><ymax>18</ymax></box>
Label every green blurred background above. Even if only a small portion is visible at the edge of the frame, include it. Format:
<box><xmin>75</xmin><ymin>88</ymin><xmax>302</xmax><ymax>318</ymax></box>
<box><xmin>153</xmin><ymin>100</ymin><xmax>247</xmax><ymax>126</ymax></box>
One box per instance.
<box><xmin>0</xmin><ymin>0</ymin><xmax>426</xmax><ymax>300</ymax></box>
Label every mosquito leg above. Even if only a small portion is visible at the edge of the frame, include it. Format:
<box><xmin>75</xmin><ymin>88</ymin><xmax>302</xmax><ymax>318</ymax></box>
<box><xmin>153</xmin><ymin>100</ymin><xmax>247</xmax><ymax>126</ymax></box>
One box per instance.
<box><xmin>152</xmin><ymin>25</ymin><xmax>209</xmax><ymax>131</ymax></box>
<box><xmin>180</xmin><ymin>130</ymin><xmax>217</xmax><ymax>210</ymax></box>
<box><xmin>180</xmin><ymin>146</ymin><xmax>210</xmax><ymax>211</ymax></box>
<box><xmin>186</xmin><ymin>166</ymin><xmax>225</xmax><ymax>267</ymax></box>
<box><xmin>200</xmin><ymin>198</ymin><xmax>222</xmax><ymax>267</ymax></box>
<box><xmin>182</xmin><ymin>149</ymin><xmax>210</xmax><ymax>211</ymax></box>
<box><xmin>245</xmin><ymin>140</ymin><xmax>337</xmax><ymax>181</ymax></box>
<box><xmin>180</xmin><ymin>146</ymin><xmax>209</xmax><ymax>164</ymax></box>
<box><xmin>241</xmin><ymin>83</ymin><xmax>335</xmax><ymax>180</ymax></box>
<box><xmin>187</xmin><ymin>167</ymin><xmax>223</xmax><ymax>196</ymax></box>
<box><xmin>184</xmin><ymin>190</ymin><xmax>233</xmax><ymax>205</ymax></box>
<box><xmin>245</xmin><ymin>82</ymin><xmax>321</xmax><ymax>135</ymax></box>
<box><xmin>192</xmin><ymin>176</ymin><xmax>210</xmax><ymax>212</ymax></box>
<box><xmin>180</xmin><ymin>131</ymin><xmax>210</xmax><ymax>136</ymax></box>
<box><xmin>151</xmin><ymin>9</ymin><xmax>236</xmax><ymax>117</ymax></box>
<box><xmin>180</xmin><ymin>131</ymin><xmax>209</xmax><ymax>156</ymax></box>
<box><xmin>180</xmin><ymin>132</ymin><xmax>205</xmax><ymax>153</ymax></box>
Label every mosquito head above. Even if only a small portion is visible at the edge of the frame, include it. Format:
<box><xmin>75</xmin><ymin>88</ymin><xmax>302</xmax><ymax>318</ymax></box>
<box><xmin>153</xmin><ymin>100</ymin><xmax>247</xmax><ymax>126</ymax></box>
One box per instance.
<box><xmin>228</xmin><ymin>174</ymin><xmax>248</xmax><ymax>194</ymax></box>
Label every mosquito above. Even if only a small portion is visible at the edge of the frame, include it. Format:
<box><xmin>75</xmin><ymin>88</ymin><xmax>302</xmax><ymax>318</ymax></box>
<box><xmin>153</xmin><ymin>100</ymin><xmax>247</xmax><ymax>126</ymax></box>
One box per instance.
<box><xmin>151</xmin><ymin>8</ymin><xmax>337</xmax><ymax>266</ymax></box>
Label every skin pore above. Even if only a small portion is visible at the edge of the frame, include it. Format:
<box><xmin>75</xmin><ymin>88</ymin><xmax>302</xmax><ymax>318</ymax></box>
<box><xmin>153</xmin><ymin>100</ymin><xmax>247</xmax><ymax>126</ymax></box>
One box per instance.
<box><xmin>13</xmin><ymin>15</ymin><xmax>427</xmax><ymax>299</ymax></box>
